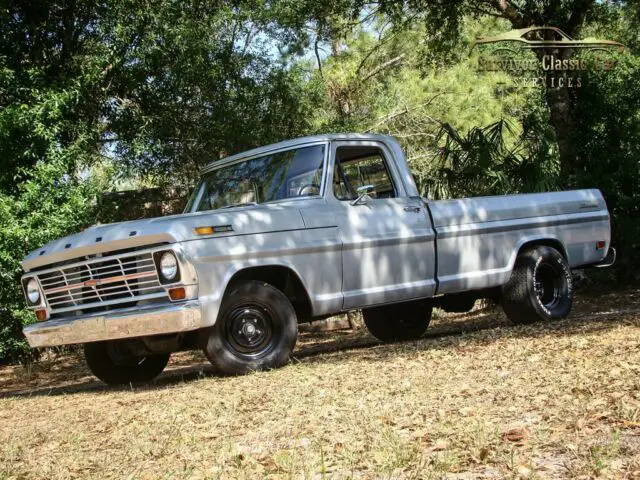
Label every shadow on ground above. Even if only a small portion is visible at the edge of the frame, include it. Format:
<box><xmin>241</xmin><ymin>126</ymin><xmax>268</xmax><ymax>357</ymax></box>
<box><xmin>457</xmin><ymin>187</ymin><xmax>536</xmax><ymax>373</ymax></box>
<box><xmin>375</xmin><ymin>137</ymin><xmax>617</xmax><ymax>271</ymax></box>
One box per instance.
<box><xmin>1</xmin><ymin>288</ymin><xmax>638</xmax><ymax>399</ymax></box>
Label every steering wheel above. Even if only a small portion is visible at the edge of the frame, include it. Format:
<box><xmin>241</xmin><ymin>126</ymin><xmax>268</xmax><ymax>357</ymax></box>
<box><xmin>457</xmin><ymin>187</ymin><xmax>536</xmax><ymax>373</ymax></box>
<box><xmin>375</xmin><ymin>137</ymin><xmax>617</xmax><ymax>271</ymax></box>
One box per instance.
<box><xmin>297</xmin><ymin>184</ymin><xmax>321</xmax><ymax>197</ymax></box>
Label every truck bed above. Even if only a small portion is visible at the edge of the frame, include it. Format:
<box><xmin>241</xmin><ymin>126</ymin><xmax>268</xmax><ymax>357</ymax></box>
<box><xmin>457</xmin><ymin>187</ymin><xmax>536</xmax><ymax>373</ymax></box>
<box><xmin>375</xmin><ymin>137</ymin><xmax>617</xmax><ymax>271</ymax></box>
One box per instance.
<box><xmin>425</xmin><ymin>189</ymin><xmax>610</xmax><ymax>294</ymax></box>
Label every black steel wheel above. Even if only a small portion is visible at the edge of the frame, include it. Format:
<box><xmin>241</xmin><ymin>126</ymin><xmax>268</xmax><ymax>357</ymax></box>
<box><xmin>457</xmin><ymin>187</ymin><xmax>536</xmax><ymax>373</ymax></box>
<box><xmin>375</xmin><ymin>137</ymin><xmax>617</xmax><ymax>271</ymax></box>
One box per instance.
<box><xmin>502</xmin><ymin>245</ymin><xmax>573</xmax><ymax>324</ymax></box>
<box><xmin>533</xmin><ymin>261</ymin><xmax>563</xmax><ymax>310</ymax></box>
<box><xmin>203</xmin><ymin>280</ymin><xmax>298</xmax><ymax>375</ymax></box>
<box><xmin>224</xmin><ymin>305</ymin><xmax>275</xmax><ymax>358</ymax></box>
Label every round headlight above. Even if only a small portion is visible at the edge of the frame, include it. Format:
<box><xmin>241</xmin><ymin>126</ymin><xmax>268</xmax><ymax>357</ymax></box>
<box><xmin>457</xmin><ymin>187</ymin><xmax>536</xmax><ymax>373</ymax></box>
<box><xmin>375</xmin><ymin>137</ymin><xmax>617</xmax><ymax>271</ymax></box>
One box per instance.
<box><xmin>26</xmin><ymin>279</ymin><xmax>41</xmax><ymax>304</ymax></box>
<box><xmin>159</xmin><ymin>252</ymin><xmax>178</xmax><ymax>281</ymax></box>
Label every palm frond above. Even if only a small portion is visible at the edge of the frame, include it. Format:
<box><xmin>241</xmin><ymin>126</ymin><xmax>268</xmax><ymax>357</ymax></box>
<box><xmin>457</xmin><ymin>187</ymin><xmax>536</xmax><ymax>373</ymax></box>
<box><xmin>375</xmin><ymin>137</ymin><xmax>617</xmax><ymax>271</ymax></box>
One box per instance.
<box><xmin>422</xmin><ymin>119</ymin><xmax>560</xmax><ymax>200</ymax></box>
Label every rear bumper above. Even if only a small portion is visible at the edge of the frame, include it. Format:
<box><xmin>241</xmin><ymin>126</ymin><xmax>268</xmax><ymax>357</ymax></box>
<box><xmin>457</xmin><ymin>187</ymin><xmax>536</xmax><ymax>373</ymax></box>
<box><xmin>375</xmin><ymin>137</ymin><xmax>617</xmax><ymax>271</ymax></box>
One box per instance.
<box><xmin>23</xmin><ymin>301</ymin><xmax>203</xmax><ymax>348</ymax></box>
<box><xmin>577</xmin><ymin>247</ymin><xmax>617</xmax><ymax>269</ymax></box>
<box><xmin>593</xmin><ymin>247</ymin><xmax>616</xmax><ymax>268</ymax></box>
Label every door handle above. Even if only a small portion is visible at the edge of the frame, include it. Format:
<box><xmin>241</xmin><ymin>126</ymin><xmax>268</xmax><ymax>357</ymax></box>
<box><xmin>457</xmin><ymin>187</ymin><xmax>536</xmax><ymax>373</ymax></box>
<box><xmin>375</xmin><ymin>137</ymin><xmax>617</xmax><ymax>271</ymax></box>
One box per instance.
<box><xmin>404</xmin><ymin>206</ymin><xmax>421</xmax><ymax>213</ymax></box>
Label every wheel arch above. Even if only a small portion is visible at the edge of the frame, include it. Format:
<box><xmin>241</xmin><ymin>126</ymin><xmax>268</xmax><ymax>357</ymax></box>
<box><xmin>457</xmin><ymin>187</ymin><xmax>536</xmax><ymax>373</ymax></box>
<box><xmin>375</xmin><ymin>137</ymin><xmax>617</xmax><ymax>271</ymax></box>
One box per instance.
<box><xmin>506</xmin><ymin>235</ymin><xmax>569</xmax><ymax>276</ymax></box>
<box><xmin>517</xmin><ymin>237</ymin><xmax>568</xmax><ymax>259</ymax></box>
<box><xmin>221</xmin><ymin>264</ymin><xmax>313</xmax><ymax>323</ymax></box>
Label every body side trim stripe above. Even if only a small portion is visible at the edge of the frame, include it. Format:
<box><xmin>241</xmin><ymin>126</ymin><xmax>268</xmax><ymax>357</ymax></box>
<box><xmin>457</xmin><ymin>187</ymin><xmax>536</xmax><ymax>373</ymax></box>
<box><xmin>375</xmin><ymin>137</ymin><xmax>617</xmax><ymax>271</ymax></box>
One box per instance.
<box><xmin>436</xmin><ymin>212</ymin><xmax>608</xmax><ymax>239</ymax></box>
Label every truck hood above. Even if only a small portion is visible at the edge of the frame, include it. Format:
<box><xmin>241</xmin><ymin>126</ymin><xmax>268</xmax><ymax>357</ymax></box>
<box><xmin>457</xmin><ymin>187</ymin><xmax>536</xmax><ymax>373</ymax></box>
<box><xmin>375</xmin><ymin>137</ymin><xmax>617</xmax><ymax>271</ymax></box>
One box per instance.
<box><xmin>22</xmin><ymin>203</ymin><xmax>307</xmax><ymax>271</ymax></box>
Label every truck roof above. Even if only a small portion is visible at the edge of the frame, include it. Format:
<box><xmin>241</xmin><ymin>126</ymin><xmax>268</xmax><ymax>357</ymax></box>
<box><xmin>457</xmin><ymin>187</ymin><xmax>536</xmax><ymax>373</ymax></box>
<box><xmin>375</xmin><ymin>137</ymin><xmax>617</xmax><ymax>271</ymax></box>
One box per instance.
<box><xmin>201</xmin><ymin>133</ymin><xmax>395</xmax><ymax>173</ymax></box>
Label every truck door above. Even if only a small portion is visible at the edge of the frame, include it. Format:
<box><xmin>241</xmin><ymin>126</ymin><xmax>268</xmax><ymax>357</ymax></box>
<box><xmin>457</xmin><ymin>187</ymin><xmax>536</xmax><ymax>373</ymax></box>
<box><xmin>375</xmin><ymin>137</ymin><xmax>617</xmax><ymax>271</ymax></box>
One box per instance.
<box><xmin>329</xmin><ymin>140</ymin><xmax>437</xmax><ymax>310</ymax></box>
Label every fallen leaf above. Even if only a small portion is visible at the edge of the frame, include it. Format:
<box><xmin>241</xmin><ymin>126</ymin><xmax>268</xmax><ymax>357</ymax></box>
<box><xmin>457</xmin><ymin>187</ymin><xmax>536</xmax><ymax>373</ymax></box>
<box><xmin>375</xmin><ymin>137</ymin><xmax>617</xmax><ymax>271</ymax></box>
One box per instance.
<box><xmin>502</xmin><ymin>427</ymin><xmax>529</xmax><ymax>443</ymax></box>
<box><xmin>478</xmin><ymin>446</ymin><xmax>490</xmax><ymax>461</ymax></box>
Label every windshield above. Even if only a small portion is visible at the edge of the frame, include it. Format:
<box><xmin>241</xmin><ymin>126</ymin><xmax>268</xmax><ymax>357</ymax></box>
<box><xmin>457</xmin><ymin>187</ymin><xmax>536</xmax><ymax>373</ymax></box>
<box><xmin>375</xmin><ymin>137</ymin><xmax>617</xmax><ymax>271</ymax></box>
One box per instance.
<box><xmin>189</xmin><ymin>144</ymin><xmax>325</xmax><ymax>212</ymax></box>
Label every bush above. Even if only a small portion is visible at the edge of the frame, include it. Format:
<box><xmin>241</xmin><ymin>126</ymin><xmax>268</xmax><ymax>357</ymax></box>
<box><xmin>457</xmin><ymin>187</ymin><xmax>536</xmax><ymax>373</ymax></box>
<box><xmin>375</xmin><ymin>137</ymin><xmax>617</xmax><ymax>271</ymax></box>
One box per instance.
<box><xmin>574</xmin><ymin>54</ymin><xmax>640</xmax><ymax>283</ymax></box>
<box><xmin>0</xmin><ymin>160</ymin><xmax>103</xmax><ymax>363</ymax></box>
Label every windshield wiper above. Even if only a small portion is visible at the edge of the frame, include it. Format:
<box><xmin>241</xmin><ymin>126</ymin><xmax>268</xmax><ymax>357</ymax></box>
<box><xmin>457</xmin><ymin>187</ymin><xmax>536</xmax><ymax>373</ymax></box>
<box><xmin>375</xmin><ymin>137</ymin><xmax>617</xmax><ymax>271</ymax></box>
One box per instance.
<box><xmin>217</xmin><ymin>202</ymin><xmax>258</xmax><ymax>210</ymax></box>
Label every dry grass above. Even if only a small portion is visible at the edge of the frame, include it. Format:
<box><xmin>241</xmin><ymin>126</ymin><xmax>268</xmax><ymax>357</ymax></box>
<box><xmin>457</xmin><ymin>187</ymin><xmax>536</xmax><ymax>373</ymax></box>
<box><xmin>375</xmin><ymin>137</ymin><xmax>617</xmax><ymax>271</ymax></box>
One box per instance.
<box><xmin>1</xmin><ymin>289</ymin><xmax>639</xmax><ymax>479</ymax></box>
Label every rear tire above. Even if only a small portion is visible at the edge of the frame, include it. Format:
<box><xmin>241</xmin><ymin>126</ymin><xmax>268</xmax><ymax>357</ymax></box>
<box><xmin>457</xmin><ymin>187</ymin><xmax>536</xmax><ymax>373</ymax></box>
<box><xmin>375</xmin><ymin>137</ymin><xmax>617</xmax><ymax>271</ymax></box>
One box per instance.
<box><xmin>84</xmin><ymin>341</ymin><xmax>170</xmax><ymax>385</ymax></box>
<box><xmin>502</xmin><ymin>245</ymin><xmax>573</xmax><ymax>324</ymax></box>
<box><xmin>363</xmin><ymin>299</ymin><xmax>432</xmax><ymax>342</ymax></box>
<box><xmin>203</xmin><ymin>280</ymin><xmax>298</xmax><ymax>375</ymax></box>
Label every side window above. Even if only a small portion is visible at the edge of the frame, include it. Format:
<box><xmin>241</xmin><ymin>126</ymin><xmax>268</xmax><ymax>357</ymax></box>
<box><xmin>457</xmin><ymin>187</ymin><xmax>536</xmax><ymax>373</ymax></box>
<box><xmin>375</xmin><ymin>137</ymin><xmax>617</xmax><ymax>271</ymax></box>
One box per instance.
<box><xmin>333</xmin><ymin>146</ymin><xmax>396</xmax><ymax>201</ymax></box>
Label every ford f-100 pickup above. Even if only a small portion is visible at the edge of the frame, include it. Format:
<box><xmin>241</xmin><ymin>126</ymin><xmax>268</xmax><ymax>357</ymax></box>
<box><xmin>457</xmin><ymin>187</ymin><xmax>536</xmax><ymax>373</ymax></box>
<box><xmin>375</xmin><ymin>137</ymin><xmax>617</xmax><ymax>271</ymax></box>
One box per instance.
<box><xmin>20</xmin><ymin>134</ymin><xmax>615</xmax><ymax>384</ymax></box>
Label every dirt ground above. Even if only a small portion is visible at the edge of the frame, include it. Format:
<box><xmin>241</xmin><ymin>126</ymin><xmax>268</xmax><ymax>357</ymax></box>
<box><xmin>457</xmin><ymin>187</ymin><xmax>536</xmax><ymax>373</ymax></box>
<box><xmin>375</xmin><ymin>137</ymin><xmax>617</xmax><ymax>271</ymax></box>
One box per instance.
<box><xmin>1</xmin><ymin>289</ymin><xmax>639</xmax><ymax>479</ymax></box>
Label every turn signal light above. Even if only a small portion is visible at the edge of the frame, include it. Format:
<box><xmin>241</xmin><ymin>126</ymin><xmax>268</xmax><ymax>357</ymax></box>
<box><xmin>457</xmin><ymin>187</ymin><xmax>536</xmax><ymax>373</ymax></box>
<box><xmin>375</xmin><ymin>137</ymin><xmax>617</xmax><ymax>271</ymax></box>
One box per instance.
<box><xmin>194</xmin><ymin>226</ymin><xmax>214</xmax><ymax>235</ymax></box>
<box><xmin>168</xmin><ymin>287</ymin><xmax>186</xmax><ymax>301</ymax></box>
<box><xmin>194</xmin><ymin>225</ymin><xmax>233</xmax><ymax>235</ymax></box>
<box><xmin>596</xmin><ymin>241</ymin><xmax>606</xmax><ymax>250</ymax></box>
<box><xmin>35</xmin><ymin>309</ymin><xmax>47</xmax><ymax>321</ymax></box>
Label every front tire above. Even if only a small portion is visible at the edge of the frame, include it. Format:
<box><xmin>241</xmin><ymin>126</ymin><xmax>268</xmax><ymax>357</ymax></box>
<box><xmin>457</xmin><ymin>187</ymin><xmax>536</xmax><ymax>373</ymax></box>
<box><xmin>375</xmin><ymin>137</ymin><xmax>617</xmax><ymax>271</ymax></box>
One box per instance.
<box><xmin>363</xmin><ymin>299</ymin><xmax>433</xmax><ymax>342</ymax></box>
<box><xmin>203</xmin><ymin>280</ymin><xmax>298</xmax><ymax>375</ymax></box>
<box><xmin>502</xmin><ymin>245</ymin><xmax>573</xmax><ymax>324</ymax></box>
<box><xmin>84</xmin><ymin>341</ymin><xmax>170</xmax><ymax>385</ymax></box>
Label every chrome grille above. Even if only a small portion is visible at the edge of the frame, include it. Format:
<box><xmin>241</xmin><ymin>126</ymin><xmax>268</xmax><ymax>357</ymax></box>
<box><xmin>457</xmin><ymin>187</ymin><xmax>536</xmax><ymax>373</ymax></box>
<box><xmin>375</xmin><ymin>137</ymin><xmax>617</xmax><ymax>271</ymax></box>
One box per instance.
<box><xmin>36</xmin><ymin>252</ymin><xmax>167</xmax><ymax>315</ymax></box>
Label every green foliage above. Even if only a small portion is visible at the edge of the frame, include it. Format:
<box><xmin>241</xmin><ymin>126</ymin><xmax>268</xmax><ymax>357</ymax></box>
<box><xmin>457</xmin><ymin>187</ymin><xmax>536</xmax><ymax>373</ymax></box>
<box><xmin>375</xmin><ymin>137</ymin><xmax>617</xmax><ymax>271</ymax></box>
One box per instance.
<box><xmin>0</xmin><ymin>1</ymin><xmax>115</xmax><ymax>361</ymax></box>
<box><xmin>0</xmin><ymin>160</ymin><xmax>104</xmax><ymax>362</ymax></box>
<box><xmin>0</xmin><ymin>0</ymin><xmax>325</xmax><ymax>362</ymax></box>
<box><xmin>420</xmin><ymin>118</ymin><xmax>559</xmax><ymax>199</ymax></box>
<box><xmin>307</xmin><ymin>15</ymin><xmax>548</xmax><ymax>201</ymax></box>
<box><xmin>102</xmin><ymin>1</ymin><xmax>323</xmax><ymax>184</ymax></box>
<box><xmin>309</xmin><ymin>16</ymin><xmax>518</xmax><ymax>134</ymax></box>
<box><xmin>573</xmin><ymin>52</ymin><xmax>640</xmax><ymax>282</ymax></box>
<box><xmin>0</xmin><ymin>1</ymin><xmax>108</xmax><ymax>190</ymax></box>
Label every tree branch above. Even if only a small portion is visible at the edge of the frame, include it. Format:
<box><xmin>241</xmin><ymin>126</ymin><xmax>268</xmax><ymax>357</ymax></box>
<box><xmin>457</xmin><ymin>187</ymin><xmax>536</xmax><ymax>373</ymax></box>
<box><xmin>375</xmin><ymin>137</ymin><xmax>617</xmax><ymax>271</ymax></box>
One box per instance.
<box><xmin>314</xmin><ymin>35</ymin><xmax>324</xmax><ymax>79</ymax></box>
<box><xmin>565</xmin><ymin>0</ymin><xmax>596</xmax><ymax>36</ymax></box>
<box><xmin>470</xmin><ymin>5</ymin><xmax>510</xmax><ymax>19</ymax></box>
<box><xmin>359</xmin><ymin>53</ymin><xmax>405</xmax><ymax>84</ymax></box>
<box><xmin>366</xmin><ymin>93</ymin><xmax>446</xmax><ymax>132</ymax></box>
<box><xmin>484</xmin><ymin>0</ymin><xmax>525</xmax><ymax>27</ymax></box>
<box><xmin>241</xmin><ymin>24</ymin><xmax>255</xmax><ymax>56</ymax></box>
<box><xmin>356</xmin><ymin>13</ymin><xmax>418</xmax><ymax>76</ymax></box>
<box><xmin>367</xmin><ymin>106</ymin><xmax>409</xmax><ymax>132</ymax></box>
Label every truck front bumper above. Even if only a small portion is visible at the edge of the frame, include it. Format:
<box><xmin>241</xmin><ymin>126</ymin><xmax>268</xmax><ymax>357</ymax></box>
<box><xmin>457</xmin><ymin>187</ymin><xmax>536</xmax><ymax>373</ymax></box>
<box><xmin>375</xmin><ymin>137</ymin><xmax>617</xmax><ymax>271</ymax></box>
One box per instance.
<box><xmin>23</xmin><ymin>301</ymin><xmax>203</xmax><ymax>348</ymax></box>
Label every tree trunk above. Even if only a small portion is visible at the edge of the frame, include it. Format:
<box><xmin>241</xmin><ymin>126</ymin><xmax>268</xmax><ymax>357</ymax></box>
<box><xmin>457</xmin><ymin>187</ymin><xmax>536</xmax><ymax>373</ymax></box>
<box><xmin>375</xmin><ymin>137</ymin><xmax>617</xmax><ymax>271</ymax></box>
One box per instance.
<box><xmin>545</xmin><ymin>71</ymin><xmax>579</xmax><ymax>187</ymax></box>
<box><xmin>533</xmin><ymin>43</ymin><xmax>579</xmax><ymax>188</ymax></box>
<box><xmin>489</xmin><ymin>0</ymin><xmax>595</xmax><ymax>188</ymax></box>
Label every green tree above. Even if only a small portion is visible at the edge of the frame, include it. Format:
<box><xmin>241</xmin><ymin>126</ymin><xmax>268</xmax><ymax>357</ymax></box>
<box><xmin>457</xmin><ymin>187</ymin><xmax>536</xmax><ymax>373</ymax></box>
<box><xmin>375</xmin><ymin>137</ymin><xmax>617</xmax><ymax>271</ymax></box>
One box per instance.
<box><xmin>101</xmin><ymin>1</ymin><xmax>324</xmax><ymax>183</ymax></box>
<box><xmin>306</xmin><ymin>15</ymin><xmax>546</xmax><ymax>195</ymax></box>
<box><xmin>573</xmin><ymin>53</ymin><xmax>640</xmax><ymax>282</ymax></box>
<box><xmin>423</xmin><ymin>117</ymin><xmax>559</xmax><ymax>199</ymax></box>
<box><xmin>0</xmin><ymin>0</ymin><xmax>326</xmax><ymax>361</ymax></box>
<box><xmin>377</xmin><ymin>0</ymin><xmax>625</xmax><ymax>186</ymax></box>
<box><xmin>0</xmin><ymin>160</ymin><xmax>106</xmax><ymax>362</ymax></box>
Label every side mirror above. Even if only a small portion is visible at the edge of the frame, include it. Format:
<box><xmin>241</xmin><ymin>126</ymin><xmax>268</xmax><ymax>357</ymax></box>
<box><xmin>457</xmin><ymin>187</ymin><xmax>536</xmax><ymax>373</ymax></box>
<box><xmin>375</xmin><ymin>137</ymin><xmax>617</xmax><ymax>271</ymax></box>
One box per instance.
<box><xmin>351</xmin><ymin>184</ymin><xmax>375</xmax><ymax>206</ymax></box>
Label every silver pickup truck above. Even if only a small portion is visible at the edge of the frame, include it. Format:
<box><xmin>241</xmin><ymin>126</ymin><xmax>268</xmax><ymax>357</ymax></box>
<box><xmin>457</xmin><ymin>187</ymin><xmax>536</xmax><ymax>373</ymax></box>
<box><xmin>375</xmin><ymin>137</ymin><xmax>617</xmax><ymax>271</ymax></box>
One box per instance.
<box><xmin>20</xmin><ymin>134</ymin><xmax>614</xmax><ymax>384</ymax></box>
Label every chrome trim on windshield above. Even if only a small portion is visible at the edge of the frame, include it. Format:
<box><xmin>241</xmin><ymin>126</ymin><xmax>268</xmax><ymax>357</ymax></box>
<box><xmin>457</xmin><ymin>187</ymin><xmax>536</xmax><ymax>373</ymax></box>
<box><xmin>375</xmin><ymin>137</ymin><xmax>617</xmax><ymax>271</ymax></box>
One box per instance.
<box><xmin>190</xmin><ymin>141</ymin><xmax>330</xmax><ymax>213</ymax></box>
<box><xmin>200</xmin><ymin>140</ymin><xmax>329</xmax><ymax>174</ymax></box>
